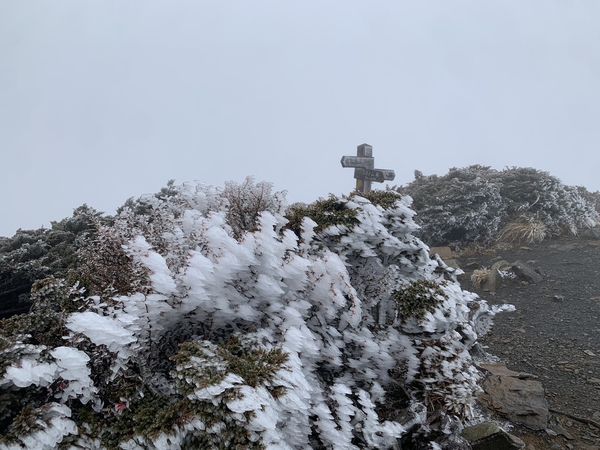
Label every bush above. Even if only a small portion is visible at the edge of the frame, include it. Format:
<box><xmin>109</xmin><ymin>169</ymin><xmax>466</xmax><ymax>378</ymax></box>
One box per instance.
<box><xmin>471</xmin><ymin>268</ymin><xmax>491</xmax><ymax>289</ymax></box>
<box><xmin>285</xmin><ymin>195</ymin><xmax>359</xmax><ymax>236</ymax></box>
<box><xmin>0</xmin><ymin>181</ymin><xmax>511</xmax><ymax>449</ymax></box>
<box><xmin>222</xmin><ymin>177</ymin><xmax>286</xmax><ymax>239</ymax></box>
<box><xmin>0</xmin><ymin>206</ymin><xmax>102</xmax><ymax>318</ymax></box>
<box><xmin>494</xmin><ymin>168</ymin><xmax>597</xmax><ymax>235</ymax></box>
<box><xmin>400</xmin><ymin>166</ymin><xmax>599</xmax><ymax>245</ymax></box>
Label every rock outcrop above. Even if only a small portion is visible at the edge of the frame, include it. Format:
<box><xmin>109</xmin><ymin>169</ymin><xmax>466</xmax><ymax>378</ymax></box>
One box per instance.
<box><xmin>479</xmin><ymin>364</ymin><xmax>549</xmax><ymax>430</ymax></box>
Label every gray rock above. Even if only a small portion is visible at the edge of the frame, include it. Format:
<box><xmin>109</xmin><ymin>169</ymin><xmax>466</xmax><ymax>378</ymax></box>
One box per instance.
<box><xmin>462</xmin><ymin>422</ymin><xmax>525</xmax><ymax>450</ymax></box>
<box><xmin>482</xmin><ymin>269</ymin><xmax>500</xmax><ymax>292</ymax></box>
<box><xmin>476</xmin><ymin>260</ymin><xmax>511</xmax><ymax>293</ymax></box>
<box><xmin>430</xmin><ymin>246</ymin><xmax>454</xmax><ymax>260</ymax></box>
<box><xmin>479</xmin><ymin>363</ymin><xmax>537</xmax><ymax>379</ymax></box>
<box><xmin>550</xmin><ymin>422</ymin><xmax>574</xmax><ymax>440</ymax></box>
<box><xmin>579</xmin><ymin>226</ymin><xmax>600</xmax><ymax>240</ymax></box>
<box><xmin>491</xmin><ymin>260</ymin><xmax>512</xmax><ymax>272</ymax></box>
<box><xmin>511</xmin><ymin>260</ymin><xmax>543</xmax><ymax>284</ymax></box>
<box><xmin>465</xmin><ymin>261</ymin><xmax>481</xmax><ymax>270</ymax></box>
<box><xmin>444</xmin><ymin>258</ymin><xmax>462</xmax><ymax>270</ymax></box>
<box><xmin>479</xmin><ymin>364</ymin><xmax>549</xmax><ymax>430</ymax></box>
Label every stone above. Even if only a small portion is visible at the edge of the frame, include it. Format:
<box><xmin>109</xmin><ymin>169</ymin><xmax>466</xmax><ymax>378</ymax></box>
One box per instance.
<box><xmin>474</xmin><ymin>261</ymin><xmax>508</xmax><ymax>293</ymax></box>
<box><xmin>511</xmin><ymin>261</ymin><xmax>543</xmax><ymax>284</ymax></box>
<box><xmin>444</xmin><ymin>258</ymin><xmax>462</xmax><ymax>270</ymax></box>
<box><xmin>491</xmin><ymin>260</ymin><xmax>512</xmax><ymax>272</ymax></box>
<box><xmin>551</xmin><ymin>423</ymin><xmax>574</xmax><ymax>440</ymax></box>
<box><xmin>462</xmin><ymin>422</ymin><xmax>525</xmax><ymax>450</ymax></box>
<box><xmin>479</xmin><ymin>364</ymin><xmax>549</xmax><ymax>430</ymax></box>
<box><xmin>430</xmin><ymin>246</ymin><xmax>454</xmax><ymax>260</ymax></box>
<box><xmin>479</xmin><ymin>363</ymin><xmax>537</xmax><ymax>379</ymax></box>
<box><xmin>479</xmin><ymin>260</ymin><xmax>513</xmax><ymax>292</ymax></box>
<box><xmin>481</xmin><ymin>269</ymin><xmax>499</xmax><ymax>292</ymax></box>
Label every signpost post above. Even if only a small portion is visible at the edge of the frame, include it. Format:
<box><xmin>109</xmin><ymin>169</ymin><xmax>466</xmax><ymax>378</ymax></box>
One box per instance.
<box><xmin>340</xmin><ymin>144</ymin><xmax>395</xmax><ymax>194</ymax></box>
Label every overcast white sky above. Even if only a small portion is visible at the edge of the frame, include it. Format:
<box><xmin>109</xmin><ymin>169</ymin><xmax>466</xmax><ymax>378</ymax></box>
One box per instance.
<box><xmin>1</xmin><ymin>1</ymin><xmax>600</xmax><ymax>236</ymax></box>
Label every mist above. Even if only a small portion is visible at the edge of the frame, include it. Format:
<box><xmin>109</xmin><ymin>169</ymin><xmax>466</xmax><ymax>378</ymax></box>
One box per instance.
<box><xmin>2</xmin><ymin>0</ymin><xmax>600</xmax><ymax>236</ymax></box>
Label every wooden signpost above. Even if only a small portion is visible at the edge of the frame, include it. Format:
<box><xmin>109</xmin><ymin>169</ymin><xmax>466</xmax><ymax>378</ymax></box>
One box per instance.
<box><xmin>341</xmin><ymin>144</ymin><xmax>395</xmax><ymax>193</ymax></box>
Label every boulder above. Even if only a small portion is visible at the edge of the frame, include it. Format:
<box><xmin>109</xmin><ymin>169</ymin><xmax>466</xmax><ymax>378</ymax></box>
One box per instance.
<box><xmin>481</xmin><ymin>269</ymin><xmax>499</xmax><ymax>293</ymax></box>
<box><xmin>430</xmin><ymin>246</ymin><xmax>454</xmax><ymax>260</ymax></box>
<box><xmin>462</xmin><ymin>422</ymin><xmax>525</xmax><ymax>450</ymax></box>
<box><xmin>483</xmin><ymin>260</ymin><xmax>513</xmax><ymax>292</ymax></box>
<box><xmin>511</xmin><ymin>261</ymin><xmax>543</xmax><ymax>284</ymax></box>
<box><xmin>479</xmin><ymin>364</ymin><xmax>549</xmax><ymax>430</ymax></box>
<box><xmin>444</xmin><ymin>258</ymin><xmax>461</xmax><ymax>270</ymax></box>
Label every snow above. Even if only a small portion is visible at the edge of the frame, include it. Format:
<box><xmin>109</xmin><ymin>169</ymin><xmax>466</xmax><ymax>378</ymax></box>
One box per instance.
<box><xmin>50</xmin><ymin>347</ymin><xmax>97</xmax><ymax>404</ymax></box>
<box><xmin>0</xmin><ymin>404</ymin><xmax>77</xmax><ymax>450</ymax></box>
<box><xmin>0</xmin><ymin>180</ymin><xmax>513</xmax><ymax>449</ymax></box>
<box><xmin>226</xmin><ymin>385</ymin><xmax>265</xmax><ymax>413</ymax></box>
<box><xmin>2</xmin><ymin>359</ymin><xmax>57</xmax><ymax>388</ymax></box>
<box><xmin>66</xmin><ymin>311</ymin><xmax>136</xmax><ymax>361</ymax></box>
<box><xmin>190</xmin><ymin>373</ymin><xmax>244</xmax><ymax>400</ymax></box>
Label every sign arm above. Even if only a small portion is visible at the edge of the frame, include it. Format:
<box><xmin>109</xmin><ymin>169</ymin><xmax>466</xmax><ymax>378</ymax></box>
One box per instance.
<box><xmin>340</xmin><ymin>144</ymin><xmax>395</xmax><ymax>194</ymax></box>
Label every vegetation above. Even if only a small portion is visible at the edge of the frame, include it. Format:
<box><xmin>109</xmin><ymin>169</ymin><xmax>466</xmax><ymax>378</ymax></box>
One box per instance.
<box><xmin>0</xmin><ymin>206</ymin><xmax>101</xmax><ymax>317</ymax></box>
<box><xmin>172</xmin><ymin>338</ymin><xmax>288</xmax><ymax>393</ymax></box>
<box><xmin>400</xmin><ymin>166</ymin><xmax>599</xmax><ymax>246</ymax></box>
<box><xmin>285</xmin><ymin>195</ymin><xmax>359</xmax><ymax>235</ymax></box>
<box><xmin>393</xmin><ymin>280</ymin><xmax>447</xmax><ymax>320</ymax></box>
<box><xmin>471</xmin><ymin>268</ymin><xmax>491</xmax><ymax>290</ymax></box>
<box><xmin>0</xmin><ymin>179</ymin><xmax>511</xmax><ymax>449</ymax></box>
<box><xmin>360</xmin><ymin>189</ymin><xmax>403</xmax><ymax>210</ymax></box>
<box><xmin>499</xmin><ymin>219</ymin><xmax>548</xmax><ymax>244</ymax></box>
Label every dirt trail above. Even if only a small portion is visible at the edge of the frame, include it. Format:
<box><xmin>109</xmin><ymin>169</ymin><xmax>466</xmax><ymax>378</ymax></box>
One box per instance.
<box><xmin>458</xmin><ymin>238</ymin><xmax>600</xmax><ymax>448</ymax></box>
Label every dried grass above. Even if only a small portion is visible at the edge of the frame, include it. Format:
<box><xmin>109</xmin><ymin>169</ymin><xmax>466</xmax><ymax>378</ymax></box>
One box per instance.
<box><xmin>499</xmin><ymin>220</ymin><xmax>547</xmax><ymax>244</ymax></box>
<box><xmin>471</xmin><ymin>268</ymin><xmax>491</xmax><ymax>289</ymax></box>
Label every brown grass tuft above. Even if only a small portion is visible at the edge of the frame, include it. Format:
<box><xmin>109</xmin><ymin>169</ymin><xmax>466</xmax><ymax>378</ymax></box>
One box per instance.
<box><xmin>499</xmin><ymin>220</ymin><xmax>547</xmax><ymax>244</ymax></box>
<box><xmin>471</xmin><ymin>268</ymin><xmax>491</xmax><ymax>289</ymax></box>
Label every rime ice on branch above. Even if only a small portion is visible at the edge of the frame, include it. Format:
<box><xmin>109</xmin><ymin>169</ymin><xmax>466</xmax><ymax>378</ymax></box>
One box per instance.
<box><xmin>0</xmin><ymin>179</ymin><xmax>510</xmax><ymax>449</ymax></box>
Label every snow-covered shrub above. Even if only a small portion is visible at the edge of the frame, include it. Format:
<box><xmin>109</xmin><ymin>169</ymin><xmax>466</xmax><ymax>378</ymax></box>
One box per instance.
<box><xmin>222</xmin><ymin>176</ymin><xmax>287</xmax><ymax>239</ymax></box>
<box><xmin>0</xmin><ymin>182</ymin><xmax>510</xmax><ymax>449</ymax></box>
<box><xmin>574</xmin><ymin>186</ymin><xmax>600</xmax><ymax>225</ymax></box>
<box><xmin>400</xmin><ymin>166</ymin><xmax>599</xmax><ymax>245</ymax></box>
<box><xmin>398</xmin><ymin>166</ymin><xmax>506</xmax><ymax>246</ymax></box>
<box><xmin>495</xmin><ymin>167</ymin><xmax>598</xmax><ymax>236</ymax></box>
<box><xmin>0</xmin><ymin>205</ymin><xmax>101</xmax><ymax>317</ymax></box>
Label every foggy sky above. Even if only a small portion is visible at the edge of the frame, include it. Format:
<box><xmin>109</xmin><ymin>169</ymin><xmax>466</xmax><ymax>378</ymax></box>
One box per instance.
<box><xmin>1</xmin><ymin>1</ymin><xmax>600</xmax><ymax>237</ymax></box>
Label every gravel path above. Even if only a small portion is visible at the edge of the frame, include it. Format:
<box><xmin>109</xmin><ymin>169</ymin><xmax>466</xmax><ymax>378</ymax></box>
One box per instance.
<box><xmin>458</xmin><ymin>239</ymin><xmax>600</xmax><ymax>447</ymax></box>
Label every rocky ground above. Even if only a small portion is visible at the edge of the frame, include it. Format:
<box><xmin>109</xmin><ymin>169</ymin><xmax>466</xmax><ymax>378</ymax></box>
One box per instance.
<box><xmin>456</xmin><ymin>238</ymin><xmax>600</xmax><ymax>449</ymax></box>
